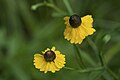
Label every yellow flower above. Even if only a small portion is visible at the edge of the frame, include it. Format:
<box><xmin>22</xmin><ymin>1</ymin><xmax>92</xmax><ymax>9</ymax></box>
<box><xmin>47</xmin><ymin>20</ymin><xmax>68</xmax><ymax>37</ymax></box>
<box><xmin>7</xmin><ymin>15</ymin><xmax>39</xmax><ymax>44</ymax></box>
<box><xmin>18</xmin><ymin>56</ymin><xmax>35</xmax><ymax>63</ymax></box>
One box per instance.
<box><xmin>33</xmin><ymin>46</ymin><xmax>66</xmax><ymax>73</ymax></box>
<box><xmin>64</xmin><ymin>14</ymin><xmax>96</xmax><ymax>44</ymax></box>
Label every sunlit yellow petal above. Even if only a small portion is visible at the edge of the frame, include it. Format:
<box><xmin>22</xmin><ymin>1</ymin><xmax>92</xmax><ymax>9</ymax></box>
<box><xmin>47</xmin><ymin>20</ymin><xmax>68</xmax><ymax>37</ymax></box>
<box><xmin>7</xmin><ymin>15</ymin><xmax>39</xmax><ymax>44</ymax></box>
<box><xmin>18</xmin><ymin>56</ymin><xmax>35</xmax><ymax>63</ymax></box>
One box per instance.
<box><xmin>64</xmin><ymin>16</ymin><xmax>69</xmax><ymax>21</ymax></box>
<box><xmin>40</xmin><ymin>62</ymin><xmax>47</xmax><ymax>71</ymax></box>
<box><xmin>55</xmin><ymin>55</ymin><xmax>65</xmax><ymax>64</ymax></box>
<box><xmin>64</xmin><ymin>26</ymin><xmax>72</xmax><ymax>40</ymax></box>
<box><xmin>33</xmin><ymin>54</ymin><xmax>45</xmax><ymax>69</ymax></box>
<box><xmin>49</xmin><ymin>62</ymin><xmax>56</xmax><ymax>73</ymax></box>
<box><xmin>44</xmin><ymin>63</ymin><xmax>49</xmax><ymax>73</ymax></box>
<box><xmin>51</xmin><ymin>46</ymin><xmax>55</xmax><ymax>51</ymax></box>
<box><xmin>81</xmin><ymin>15</ymin><xmax>93</xmax><ymax>25</ymax></box>
<box><xmin>80</xmin><ymin>23</ymin><xmax>96</xmax><ymax>35</ymax></box>
<box><xmin>53</xmin><ymin>62</ymin><xmax>60</xmax><ymax>71</ymax></box>
<box><xmin>44</xmin><ymin>48</ymin><xmax>50</xmax><ymax>52</ymax></box>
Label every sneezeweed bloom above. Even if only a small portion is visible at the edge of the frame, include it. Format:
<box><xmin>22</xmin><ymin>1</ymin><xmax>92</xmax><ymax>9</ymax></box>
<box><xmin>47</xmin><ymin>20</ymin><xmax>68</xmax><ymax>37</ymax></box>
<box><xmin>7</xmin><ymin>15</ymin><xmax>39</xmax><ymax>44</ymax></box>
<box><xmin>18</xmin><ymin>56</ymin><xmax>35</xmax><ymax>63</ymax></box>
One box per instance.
<box><xmin>33</xmin><ymin>46</ymin><xmax>66</xmax><ymax>73</ymax></box>
<box><xmin>64</xmin><ymin>14</ymin><xmax>96</xmax><ymax>44</ymax></box>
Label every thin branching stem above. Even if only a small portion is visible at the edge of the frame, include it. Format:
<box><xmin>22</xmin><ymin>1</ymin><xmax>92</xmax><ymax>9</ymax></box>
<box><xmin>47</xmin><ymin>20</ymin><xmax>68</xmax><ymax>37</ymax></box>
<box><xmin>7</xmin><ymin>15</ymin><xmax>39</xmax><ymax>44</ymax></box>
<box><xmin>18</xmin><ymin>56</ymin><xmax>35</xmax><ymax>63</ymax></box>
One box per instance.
<box><xmin>31</xmin><ymin>1</ymin><xmax>66</xmax><ymax>15</ymax></box>
<box><xmin>87</xmin><ymin>37</ymin><xmax>119</xmax><ymax>79</ymax></box>
<box><xmin>86</xmin><ymin>37</ymin><xmax>105</xmax><ymax>66</ymax></box>
<box><xmin>64</xmin><ymin>66</ymin><xmax>104</xmax><ymax>73</ymax></box>
<box><xmin>74</xmin><ymin>45</ymin><xmax>87</xmax><ymax>69</ymax></box>
<box><xmin>45</xmin><ymin>3</ymin><xmax>66</xmax><ymax>15</ymax></box>
<box><xmin>106</xmin><ymin>67</ymin><xmax>119</xmax><ymax>80</ymax></box>
<box><xmin>86</xmin><ymin>37</ymin><xmax>99</xmax><ymax>54</ymax></box>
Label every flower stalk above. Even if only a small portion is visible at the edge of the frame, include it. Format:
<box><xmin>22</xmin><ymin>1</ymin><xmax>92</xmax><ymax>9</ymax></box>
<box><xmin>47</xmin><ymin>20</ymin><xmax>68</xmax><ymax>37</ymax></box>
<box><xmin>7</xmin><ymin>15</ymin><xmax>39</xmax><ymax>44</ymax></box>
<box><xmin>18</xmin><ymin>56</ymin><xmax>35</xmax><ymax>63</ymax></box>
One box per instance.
<box><xmin>74</xmin><ymin>45</ymin><xmax>86</xmax><ymax>69</ymax></box>
<box><xmin>31</xmin><ymin>1</ymin><xmax>66</xmax><ymax>15</ymax></box>
<box><xmin>64</xmin><ymin>66</ymin><xmax>104</xmax><ymax>73</ymax></box>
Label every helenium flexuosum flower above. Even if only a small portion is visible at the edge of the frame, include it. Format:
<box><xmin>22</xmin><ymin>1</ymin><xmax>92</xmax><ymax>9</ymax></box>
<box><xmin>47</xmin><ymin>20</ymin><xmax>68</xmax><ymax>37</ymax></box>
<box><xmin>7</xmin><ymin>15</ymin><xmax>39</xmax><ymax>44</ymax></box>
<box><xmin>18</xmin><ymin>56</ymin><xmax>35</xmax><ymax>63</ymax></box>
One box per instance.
<box><xmin>64</xmin><ymin>14</ymin><xmax>96</xmax><ymax>44</ymax></box>
<box><xmin>33</xmin><ymin>46</ymin><xmax>66</xmax><ymax>73</ymax></box>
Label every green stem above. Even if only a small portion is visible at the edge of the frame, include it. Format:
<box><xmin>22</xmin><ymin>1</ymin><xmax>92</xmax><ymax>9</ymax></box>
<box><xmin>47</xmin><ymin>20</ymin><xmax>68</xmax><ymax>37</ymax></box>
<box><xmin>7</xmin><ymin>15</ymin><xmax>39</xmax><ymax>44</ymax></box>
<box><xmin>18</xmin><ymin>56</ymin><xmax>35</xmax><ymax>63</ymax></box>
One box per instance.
<box><xmin>63</xmin><ymin>0</ymin><xmax>74</xmax><ymax>15</ymax></box>
<box><xmin>45</xmin><ymin>3</ymin><xmax>66</xmax><ymax>15</ymax></box>
<box><xmin>31</xmin><ymin>1</ymin><xmax>66</xmax><ymax>15</ymax></box>
<box><xmin>86</xmin><ymin>37</ymin><xmax>99</xmax><ymax>54</ymax></box>
<box><xmin>74</xmin><ymin>45</ymin><xmax>86</xmax><ymax>69</ymax></box>
<box><xmin>31</xmin><ymin>3</ymin><xmax>45</xmax><ymax>10</ymax></box>
<box><xmin>99</xmin><ymin>51</ymin><xmax>106</xmax><ymax>67</ymax></box>
<box><xmin>64</xmin><ymin>66</ymin><xmax>104</xmax><ymax>73</ymax></box>
<box><xmin>87</xmin><ymin>37</ymin><xmax>105</xmax><ymax>66</ymax></box>
<box><xmin>87</xmin><ymin>37</ymin><xmax>119</xmax><ymax>79</ymax></box>
<box><xmin>64</xmin><ymin>66</ymin><xmax>75</xmax><ymax>70</ymax></box>
<box><xmin>106</xmin><ymin>67</ymin><xmax>119</xmax><ymax>80</ymax></box>
<box><xmin>94</xmin><ymin>70</ymin><xmax>105</xmax><ymax>80</ymax></box>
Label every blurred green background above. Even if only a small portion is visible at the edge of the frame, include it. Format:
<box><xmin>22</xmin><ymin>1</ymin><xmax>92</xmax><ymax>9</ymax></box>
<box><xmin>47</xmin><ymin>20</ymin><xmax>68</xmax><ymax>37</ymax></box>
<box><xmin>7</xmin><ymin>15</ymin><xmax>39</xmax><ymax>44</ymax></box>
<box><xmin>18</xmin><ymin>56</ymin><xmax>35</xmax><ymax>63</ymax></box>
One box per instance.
<box><xmin>0</xmin><ymin>0</ymin><xmax>120</xmax><ymax>80</ymax></box>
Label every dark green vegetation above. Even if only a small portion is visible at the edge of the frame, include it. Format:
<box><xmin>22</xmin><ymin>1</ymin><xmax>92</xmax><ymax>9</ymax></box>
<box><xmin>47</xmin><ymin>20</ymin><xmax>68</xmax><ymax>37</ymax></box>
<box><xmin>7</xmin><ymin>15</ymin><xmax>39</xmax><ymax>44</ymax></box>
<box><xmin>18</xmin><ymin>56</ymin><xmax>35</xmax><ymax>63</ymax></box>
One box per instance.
<box><xmin>0</xmin><ymin>0</ymin><xmax>120</xmax><ymax>80</ymax></box>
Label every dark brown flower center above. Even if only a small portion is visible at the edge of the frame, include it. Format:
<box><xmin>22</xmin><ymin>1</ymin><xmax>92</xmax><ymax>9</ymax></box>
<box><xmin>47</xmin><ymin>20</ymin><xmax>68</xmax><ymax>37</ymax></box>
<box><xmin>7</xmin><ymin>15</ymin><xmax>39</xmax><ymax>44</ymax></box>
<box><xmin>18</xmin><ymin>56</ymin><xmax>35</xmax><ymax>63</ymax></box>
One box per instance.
<box><xmin>44</xmin><ymin>50</ymin><xmax>56</xmax><ymax>62</ymax></box>
<box><xmin>69</xmin><ymin>14</ymin><xmax>81</xmax><ymax>28</ymax></box>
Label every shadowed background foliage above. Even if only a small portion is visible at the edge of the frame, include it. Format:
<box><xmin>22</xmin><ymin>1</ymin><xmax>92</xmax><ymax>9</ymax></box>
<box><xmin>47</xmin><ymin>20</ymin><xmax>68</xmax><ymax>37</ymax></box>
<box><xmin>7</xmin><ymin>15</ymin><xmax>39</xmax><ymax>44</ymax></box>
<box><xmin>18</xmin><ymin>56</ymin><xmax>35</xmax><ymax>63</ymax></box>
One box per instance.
<box><xmin>0</xmin><ymin>0</ymin><xmax>120</xmax><ymax>80</ymax></box>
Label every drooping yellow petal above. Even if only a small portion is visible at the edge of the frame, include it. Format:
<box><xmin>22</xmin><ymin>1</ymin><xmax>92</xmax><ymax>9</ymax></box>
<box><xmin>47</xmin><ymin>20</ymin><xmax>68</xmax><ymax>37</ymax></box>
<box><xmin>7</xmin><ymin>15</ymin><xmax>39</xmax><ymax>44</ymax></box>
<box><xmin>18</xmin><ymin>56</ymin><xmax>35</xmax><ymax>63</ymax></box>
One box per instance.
<box><xmin>53</xmin><ymin>62</ymin><xmax>60</xmax><ymax>71</ymax></box>
<box><xmin>54</xmin><ymin>55</ymin><xmax>65</xmax><ymax>68</ymax></box>
<box><xmin>81</xmin><ymin>15</ymin><xmax>93</xmax><ymax>26</ymax></box>
<box><xmin>64</xmin><ymin>26</ymin><xmax>72</xmax><ymax>40</ymax></box>
<box><xmin>40</xmin><ymin>62</ymin><xmax>47</xmax><ymax>72</ymax></box>
<box><xmin>50</xmin><ymin>62</ymin><xmax>60</xmax><ymax>73</ymax></box>
<box><xmin>81</xmin><ymin>24</ymin><xmax>96</xmax><ymax>35</ymax></box>
<box><xmin>55</xmin><ymin>55</ymin><xmax>65</xmax><ymax>64</ymax></box>
<box><xmin>54</xmin><ymin>61</ymin><xmax>64</xmax><ymax>68</ymax></box>
<box><xmin>44</xmin><ymin>63</ymin><xmax>49</xmax><ymax>73</ymax></box>
<box><xmin>70</xmin><ymin>29</ymin><xmax>76</xmax><ymax>43</ymax></box>
<box><xmin>78</xmin><ymin>26</ymin><xmax>86</xmax><ymax>39</ymax></box>
<box><xmin>33</xmin><ymin>54</ymin><xmax>45</xmax><ymax>69</ymax></box>
<box><xmin>75</xmin><ymin>29</ymin><xmax>83</xmax><ymax>44</ymax></box>
<box><xmin>49</xmin><ymin>62</ymin><xmax>56</xmax><ymax>73</ymax></box>
<box><xmin>54</xmin><ymin>51</ymin><xmax>65</xmax><ymax>69</ymax></box>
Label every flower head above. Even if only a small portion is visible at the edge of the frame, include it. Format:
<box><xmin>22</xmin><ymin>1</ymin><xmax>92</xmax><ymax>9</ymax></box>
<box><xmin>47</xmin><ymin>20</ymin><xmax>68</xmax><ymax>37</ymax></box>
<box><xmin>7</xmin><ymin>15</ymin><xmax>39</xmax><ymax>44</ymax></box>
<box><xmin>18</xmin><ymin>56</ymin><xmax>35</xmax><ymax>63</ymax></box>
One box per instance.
<box><xmin>33</xmin><ymin>46</ymin><xmax>66</xmax><ymax>73</ymax></box>
<box><xmin>64</xmin><ymin>14</ymin><xmax>96</xmax><ymax>44</ymax></box>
